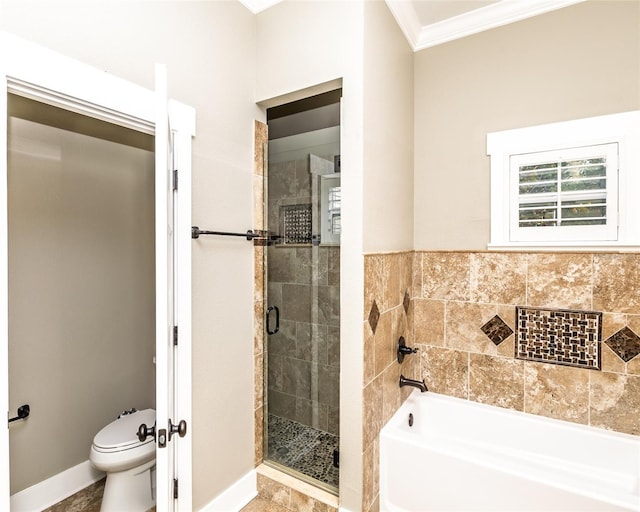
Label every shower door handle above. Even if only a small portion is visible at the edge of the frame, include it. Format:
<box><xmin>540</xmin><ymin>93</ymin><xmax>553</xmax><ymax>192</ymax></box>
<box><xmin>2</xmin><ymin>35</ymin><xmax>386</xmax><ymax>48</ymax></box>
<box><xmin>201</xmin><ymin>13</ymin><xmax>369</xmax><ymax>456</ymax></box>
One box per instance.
<box><xmin>266</xmin><ymin>305</ymin><xmax>279</xmax><ymax>335</ymax></box>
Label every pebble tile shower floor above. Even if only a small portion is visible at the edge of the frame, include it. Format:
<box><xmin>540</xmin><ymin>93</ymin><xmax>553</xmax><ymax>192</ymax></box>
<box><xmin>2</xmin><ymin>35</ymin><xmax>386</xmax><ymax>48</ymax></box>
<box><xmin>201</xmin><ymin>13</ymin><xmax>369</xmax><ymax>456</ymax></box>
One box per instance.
<box><xmin>267</xmin><ymin>414</ymin><xmax>339</xmax><ymax>489</ymax></box>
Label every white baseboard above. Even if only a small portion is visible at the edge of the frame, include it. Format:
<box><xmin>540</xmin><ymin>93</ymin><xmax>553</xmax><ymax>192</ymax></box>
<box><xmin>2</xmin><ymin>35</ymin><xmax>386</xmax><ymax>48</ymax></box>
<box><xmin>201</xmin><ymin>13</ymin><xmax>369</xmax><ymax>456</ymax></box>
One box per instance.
<box><xmin>198</xmin><ymin>469</ymin><xmax>257</xmax><ymax>512</ymax></box>
<box><xmin>10</xmin><ymin>459</ymin><xmax>105</xmax><ymax>512</ymax></box>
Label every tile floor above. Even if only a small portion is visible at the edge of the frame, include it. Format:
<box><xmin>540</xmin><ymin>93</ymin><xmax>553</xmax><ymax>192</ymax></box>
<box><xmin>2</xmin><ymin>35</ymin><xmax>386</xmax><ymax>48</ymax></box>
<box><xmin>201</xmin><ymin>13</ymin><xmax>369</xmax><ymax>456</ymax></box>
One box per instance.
<box><xmin>42</xmin><ymin>415</ymin><xmax>338</xmax><ymax>512</ymax></box>
<box><xmin>42</xmin><ymin>479</ymin><xmax>105</xmax><ymax>512</ymax></box>
<box><xmin>267</xmin><ymin>414</ymin><xmax>339</xmax><ymax>489</ymax></box>
<box><xmin>42</xmin><ymin>478</ymin><xmax>156</xmax><ymax>512</ymax></box>
<box><xmin>240</xmin><ymin>496</ymin><xmax>289</xmax><ymax>512</ymax></box>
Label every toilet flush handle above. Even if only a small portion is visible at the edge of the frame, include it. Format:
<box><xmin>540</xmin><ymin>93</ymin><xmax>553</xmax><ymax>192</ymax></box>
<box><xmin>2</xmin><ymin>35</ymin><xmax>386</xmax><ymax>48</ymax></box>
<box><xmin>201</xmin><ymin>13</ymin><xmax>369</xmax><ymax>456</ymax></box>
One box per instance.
<box><xmin>137</xmin><ymin>422</ymin><xmax>156</xmax><ymax>442</ymax></box>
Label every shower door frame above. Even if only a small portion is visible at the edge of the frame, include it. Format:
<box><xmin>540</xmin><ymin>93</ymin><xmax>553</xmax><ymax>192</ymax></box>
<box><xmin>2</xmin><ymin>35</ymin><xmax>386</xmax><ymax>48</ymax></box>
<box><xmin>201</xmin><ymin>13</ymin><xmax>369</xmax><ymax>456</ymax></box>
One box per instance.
<box><xmin>0</xmin><ymin>31</ymin><xmax>194</xmax><ymax>511</ymax></box>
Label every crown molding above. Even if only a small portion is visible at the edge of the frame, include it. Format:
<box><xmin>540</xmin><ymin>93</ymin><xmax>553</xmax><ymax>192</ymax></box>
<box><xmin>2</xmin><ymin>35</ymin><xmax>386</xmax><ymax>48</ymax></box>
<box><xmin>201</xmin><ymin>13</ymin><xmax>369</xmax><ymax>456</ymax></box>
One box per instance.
<box><xmin>237</xmin><ymin>0</ymin><xmax>282</xmax><ymax>14</ymax></box>
<box><xmin>386</xmin><ymin>0</ymin><xmax>586</xmax><ymax>52</ymax></box>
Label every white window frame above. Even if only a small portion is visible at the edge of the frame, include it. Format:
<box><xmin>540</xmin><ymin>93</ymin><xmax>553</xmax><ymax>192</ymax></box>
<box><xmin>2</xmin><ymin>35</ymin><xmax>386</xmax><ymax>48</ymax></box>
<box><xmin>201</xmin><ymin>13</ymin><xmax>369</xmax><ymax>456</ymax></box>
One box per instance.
<box><xmin>320</xmin><ymin>173</ymin><xmax>341</xmax><ymax>245</ymax></box>
<box><xmin>487</xmin><ymin>110</ymin><xmax>640</xmax><ymax>250</ymax></box>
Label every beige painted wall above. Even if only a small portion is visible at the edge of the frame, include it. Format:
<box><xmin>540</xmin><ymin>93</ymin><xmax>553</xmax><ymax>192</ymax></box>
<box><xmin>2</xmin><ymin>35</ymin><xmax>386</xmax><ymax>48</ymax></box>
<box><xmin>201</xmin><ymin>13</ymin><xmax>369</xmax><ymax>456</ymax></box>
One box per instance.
<box><xmin>8</xmin><ymin>110</ymin><xmax>155</xmax><ymax>495</ymax></box>
<box><xmin>1</xmin><ymin>1</ymin><xmax>260</xmax><ymax>508</ymax></box>
<box><xmin>413</xmin><ymin>0</ymin><xmax>640</xmax><ymax>250</ymax></box>
<box><xmin>363</xmin><ymin>0</ymin><xmax>414</xmax><ymax>254</ymax></box>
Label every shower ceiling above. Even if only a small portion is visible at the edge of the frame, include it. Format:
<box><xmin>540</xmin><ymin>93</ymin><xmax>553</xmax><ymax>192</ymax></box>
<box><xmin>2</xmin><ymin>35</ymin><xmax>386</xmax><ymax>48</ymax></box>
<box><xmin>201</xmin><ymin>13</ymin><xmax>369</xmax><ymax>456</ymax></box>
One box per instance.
<box><xmin>238</xmin><ymin>0</ymin><xmax>585</xmax><ymax>51</ymax></box>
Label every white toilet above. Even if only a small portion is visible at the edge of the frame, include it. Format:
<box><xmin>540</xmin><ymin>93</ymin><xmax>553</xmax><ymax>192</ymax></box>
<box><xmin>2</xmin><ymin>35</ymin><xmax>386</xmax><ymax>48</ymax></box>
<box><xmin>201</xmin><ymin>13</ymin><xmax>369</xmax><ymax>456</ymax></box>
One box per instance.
<box><xmin>90</xmin><ymin>409</ymin><xmax>156</xmax><ymax>512</ymax></box>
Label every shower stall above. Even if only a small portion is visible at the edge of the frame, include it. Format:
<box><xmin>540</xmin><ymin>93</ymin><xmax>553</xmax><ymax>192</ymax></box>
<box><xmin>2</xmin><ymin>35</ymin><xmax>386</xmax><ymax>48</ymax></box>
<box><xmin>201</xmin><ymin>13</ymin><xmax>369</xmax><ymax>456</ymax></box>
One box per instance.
<box><xmin>263</xmin><ymin>91</ymin><xmax>341</xmax><ymax>491</ymax></box>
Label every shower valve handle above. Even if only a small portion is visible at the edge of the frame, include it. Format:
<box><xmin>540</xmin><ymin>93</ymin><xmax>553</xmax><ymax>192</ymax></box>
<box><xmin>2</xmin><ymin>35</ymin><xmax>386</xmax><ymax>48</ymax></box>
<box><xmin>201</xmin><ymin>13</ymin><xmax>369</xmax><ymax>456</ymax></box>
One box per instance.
<box><xmin>397</xmin><ymin>336</ymin><xmax>418</xmax><ymax>363</ymax></box>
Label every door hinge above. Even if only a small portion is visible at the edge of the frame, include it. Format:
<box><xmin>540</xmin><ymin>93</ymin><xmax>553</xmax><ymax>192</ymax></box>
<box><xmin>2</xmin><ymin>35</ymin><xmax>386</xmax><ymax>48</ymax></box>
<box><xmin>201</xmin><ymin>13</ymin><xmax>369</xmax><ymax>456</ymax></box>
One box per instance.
<box><xmin>173</xmin><ymin>478</ymin><xmax>179</xmax><ymax>499</ymax></box>
<box><xmin>172</xmin><ymin>169</ymin><xmax>178</xmax><ymax>191</ymax></box>
<box><xmin>173</xmin><ymin>325</ymin><xmax>178</xmax><ymax>346</ymax></box>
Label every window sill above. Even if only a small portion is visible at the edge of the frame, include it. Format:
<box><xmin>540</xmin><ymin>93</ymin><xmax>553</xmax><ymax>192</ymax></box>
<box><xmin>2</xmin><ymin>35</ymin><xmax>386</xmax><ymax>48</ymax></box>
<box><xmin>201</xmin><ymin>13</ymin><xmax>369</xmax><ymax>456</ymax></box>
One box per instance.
<box><xmin>487</xmin><ymin>242</ymin><xmax>640</xmax><ymax>252</ymax></box>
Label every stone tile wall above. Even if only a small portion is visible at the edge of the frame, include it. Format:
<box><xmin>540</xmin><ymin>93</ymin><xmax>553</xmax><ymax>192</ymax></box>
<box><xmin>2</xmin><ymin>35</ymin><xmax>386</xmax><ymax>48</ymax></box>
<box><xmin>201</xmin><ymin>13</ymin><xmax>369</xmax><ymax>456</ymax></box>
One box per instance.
<box><xmin>254</xmin><ymin>121</ymin><xmax>268</xmax><ymax>466</ymax></box>
<box><xmin>267</xmin><ymin>244</ymin><xmax>340</xmax><ymax>433</ymax></box>
<box><xmin>266</xmin><ymin>153</ymin><xmax>340</xmax><ymax>434</ymax></box>
<box><xmin>363</xmin><ymin>250</ymin><xmax>640</xmax><ymax>512</ymax></box>
<box><xmin>362</xmin><ymin>252</ymin><xmax>415</xmax><ymax>512</ymax></box>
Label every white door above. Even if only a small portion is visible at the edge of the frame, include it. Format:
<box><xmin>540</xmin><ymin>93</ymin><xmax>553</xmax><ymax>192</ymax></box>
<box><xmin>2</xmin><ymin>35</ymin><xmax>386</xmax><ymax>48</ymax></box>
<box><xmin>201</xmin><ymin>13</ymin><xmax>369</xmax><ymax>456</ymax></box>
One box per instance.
<box><xmin>0</xmin><ymin>32</ymin><xmax>193</xmax><ymax>510</ymax></box>
<box><xmin>155</xmin><ymin>65</ymin><xmax>194</xmax><ymax>512</ymax></box>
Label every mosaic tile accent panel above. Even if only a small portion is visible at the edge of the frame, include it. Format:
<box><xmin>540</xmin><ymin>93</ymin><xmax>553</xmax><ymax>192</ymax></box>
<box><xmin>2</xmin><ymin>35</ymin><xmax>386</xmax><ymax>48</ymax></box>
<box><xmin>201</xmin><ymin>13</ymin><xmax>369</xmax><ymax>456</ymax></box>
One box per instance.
<box><xmin>368</xmin><ymin>300</ymin><xmax>380</xmax><ymax>334</ymax></box>
<box><xmin>280</xmin><ymin>204</ymin><xmax>312</xmax><ymax>244</ymax></box>
<box><xmin>267</xmin><ymin>415</ymin><xmax>339</xmax><ymax>489</ymax></box>
<box><xmin>516</xmin><ymin>307</ymin><xmax>601</xmax><ymax>370</ymax></box>
<box><xmin>605</xmin><ymin>326</ymin><xmax>640</xmax><ymax>362</ymax></box>
<box><xmin>481</xmin><ymin>315</ymin><xmax>513</xmax><ymax>346</ymax></box>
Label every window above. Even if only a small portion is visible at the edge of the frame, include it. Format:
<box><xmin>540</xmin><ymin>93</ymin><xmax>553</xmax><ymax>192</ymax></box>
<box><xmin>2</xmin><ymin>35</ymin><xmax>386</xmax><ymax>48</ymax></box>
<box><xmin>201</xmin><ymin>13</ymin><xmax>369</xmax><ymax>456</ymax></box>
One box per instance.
<box><xmin>320</xmin><ymin>173</ymin><xmax>341</xmax><ymax>245</ymax></box>
<box><xmin>487</xmin><ymin>111</ymin><xmax>640</xmax><ymax>250</ymax></box>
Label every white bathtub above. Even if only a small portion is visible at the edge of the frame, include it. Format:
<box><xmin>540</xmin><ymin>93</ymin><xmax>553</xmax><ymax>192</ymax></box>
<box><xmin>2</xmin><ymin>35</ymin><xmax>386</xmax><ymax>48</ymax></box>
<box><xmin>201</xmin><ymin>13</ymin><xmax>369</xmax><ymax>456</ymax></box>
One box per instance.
<box><xmin>380</xmin><ymin>390</ymin><xmax>640</xmax><ymax>512</ymax></box>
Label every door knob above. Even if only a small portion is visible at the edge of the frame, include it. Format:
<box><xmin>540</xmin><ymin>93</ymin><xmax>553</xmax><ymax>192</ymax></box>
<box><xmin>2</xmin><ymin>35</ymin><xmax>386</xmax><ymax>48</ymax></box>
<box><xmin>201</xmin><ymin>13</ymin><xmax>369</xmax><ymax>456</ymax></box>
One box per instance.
<box><xmin>137</xmin><ymin>422</ymin><xmax>156</xmax><ymax>442</ymax></box>
<box><xmin>168</xmin><ymin>419</ymin><xmax>187</xmax><ymax>441</ymax></box>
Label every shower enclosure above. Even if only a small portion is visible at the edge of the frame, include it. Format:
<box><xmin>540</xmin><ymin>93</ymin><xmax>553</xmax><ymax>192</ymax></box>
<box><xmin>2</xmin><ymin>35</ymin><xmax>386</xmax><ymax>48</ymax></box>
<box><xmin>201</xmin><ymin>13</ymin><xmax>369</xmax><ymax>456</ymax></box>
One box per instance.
<box><xmin>263</xmin><ymin>92</ymin><xmax>341</xmax><ymax>491</ymax></box>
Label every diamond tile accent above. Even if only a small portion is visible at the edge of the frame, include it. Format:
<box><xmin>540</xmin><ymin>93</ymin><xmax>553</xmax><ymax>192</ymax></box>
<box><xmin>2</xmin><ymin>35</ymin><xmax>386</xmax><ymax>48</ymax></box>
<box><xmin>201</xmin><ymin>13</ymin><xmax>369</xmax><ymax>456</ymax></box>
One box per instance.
<box><xmin>516</xmin><ymin>307</ymin><xmax>601</xmax><ymax>370</ymax></box>
<box><xmin>605</xmin><ymin>326</ymin><xmax>640</xmax><ymax>362</ymax></box>
<box><xmin>481</xmin><ymin>315</ymin><xmax>514</xmax><ymax>346</ymax></box>
<box><xmin>368</xmin><ymin>300</ymin><xmax>380</xmax><ymax>334</ymax></box>
<box><xmin>403</xmin><ymin>290</ymin><xmax>411</xmax><ymax>315</ymax></box>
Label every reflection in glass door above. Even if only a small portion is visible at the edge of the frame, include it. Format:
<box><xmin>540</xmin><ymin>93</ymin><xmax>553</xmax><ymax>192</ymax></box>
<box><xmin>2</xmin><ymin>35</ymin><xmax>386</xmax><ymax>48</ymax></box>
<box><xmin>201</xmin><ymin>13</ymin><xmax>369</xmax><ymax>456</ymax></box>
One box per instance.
<box><xmin>263</xmin><ymin>91</ymin><xmax>341</xmax><ymax>492</ymax></box>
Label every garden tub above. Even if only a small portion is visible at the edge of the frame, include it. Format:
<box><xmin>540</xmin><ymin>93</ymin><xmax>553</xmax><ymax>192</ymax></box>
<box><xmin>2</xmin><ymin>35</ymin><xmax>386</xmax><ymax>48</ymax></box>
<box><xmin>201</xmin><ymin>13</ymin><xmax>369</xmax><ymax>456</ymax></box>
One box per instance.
<box><xmin>380</xmin><ymin>390</ymin><xmax>640</xmax><ymax>511</ymax></box>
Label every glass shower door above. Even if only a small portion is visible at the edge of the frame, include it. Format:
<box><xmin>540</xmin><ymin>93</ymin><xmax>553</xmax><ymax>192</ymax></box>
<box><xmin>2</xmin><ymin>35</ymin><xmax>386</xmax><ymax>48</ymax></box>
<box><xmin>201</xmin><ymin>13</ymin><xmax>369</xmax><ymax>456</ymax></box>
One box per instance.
<box><xmin>264</xmin><ymin>140</ymin><xmax>340</xmax><ymax>492</ymax></box>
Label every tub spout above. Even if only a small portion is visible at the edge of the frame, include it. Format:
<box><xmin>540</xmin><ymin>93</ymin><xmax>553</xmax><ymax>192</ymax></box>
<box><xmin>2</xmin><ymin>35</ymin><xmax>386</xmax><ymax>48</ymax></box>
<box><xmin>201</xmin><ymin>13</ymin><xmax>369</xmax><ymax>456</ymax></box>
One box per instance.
<box><xmin>399</xmin><ymin>374</ymin><xmax>428</xmax><ymax>392</ymax></box>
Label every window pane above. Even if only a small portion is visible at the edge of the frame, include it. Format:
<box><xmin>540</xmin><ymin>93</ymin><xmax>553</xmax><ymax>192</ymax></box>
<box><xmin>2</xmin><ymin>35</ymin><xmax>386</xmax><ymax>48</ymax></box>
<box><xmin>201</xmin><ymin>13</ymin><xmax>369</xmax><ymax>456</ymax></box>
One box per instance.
<box><xmin>519</xmin><ymin>201</ymin><xmax>558</xmax><ymax>227</ymax></box>
<box><xmin>561</xmin><ymin>160</ymin><xmax>606</xmax><ymax>180</ymax></box>
<box><xmin>561</xmin><ymin>198</ymin><xmax>606</xmax><ymax>226</ymax></box>
<box><xmin>561</xmin><ymin>178</ymin><xmax>606</xmax><ymax>192</ymax></box>
<box><xmin>561</xmin><ymin>218</ymin><xmax>607</xmax><ymax>226</ymax></box>
<box><xmin>519</xmin><ymin>182</ymin><xmax>558</xmax><ymax>194</ymax></box>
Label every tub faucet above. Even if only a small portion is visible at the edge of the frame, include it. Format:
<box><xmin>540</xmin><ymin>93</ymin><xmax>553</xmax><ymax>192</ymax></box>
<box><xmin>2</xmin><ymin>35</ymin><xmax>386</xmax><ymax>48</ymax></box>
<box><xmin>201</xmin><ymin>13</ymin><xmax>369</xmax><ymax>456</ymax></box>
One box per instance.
<box><xmin>399</xmin><ymin>374</ymin><xmax>428</xmax><ymax>393</ymax></box>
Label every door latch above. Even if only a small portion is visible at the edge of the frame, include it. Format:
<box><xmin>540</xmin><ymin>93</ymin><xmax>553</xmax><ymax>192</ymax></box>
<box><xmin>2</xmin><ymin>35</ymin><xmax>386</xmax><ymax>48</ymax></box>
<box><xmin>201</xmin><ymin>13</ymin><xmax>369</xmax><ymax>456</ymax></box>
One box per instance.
<box><xmin>157</xmin><ymin>419</ymin><xmax>187</xmax><ymax>448</ymax></box>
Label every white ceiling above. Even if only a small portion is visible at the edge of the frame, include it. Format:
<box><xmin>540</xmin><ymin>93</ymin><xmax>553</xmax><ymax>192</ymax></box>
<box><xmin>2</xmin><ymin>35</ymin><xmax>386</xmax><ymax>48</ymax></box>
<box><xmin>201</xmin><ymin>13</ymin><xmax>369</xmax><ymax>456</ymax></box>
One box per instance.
<box><xmin>411</xmin><ymin>0</ymin><xmax>499</xmax><ymax>26</ymax></box>
<box><xmin>239</xmin><ymin>0</ymin><xmax>585</xmax><ymax>51</ymax></box>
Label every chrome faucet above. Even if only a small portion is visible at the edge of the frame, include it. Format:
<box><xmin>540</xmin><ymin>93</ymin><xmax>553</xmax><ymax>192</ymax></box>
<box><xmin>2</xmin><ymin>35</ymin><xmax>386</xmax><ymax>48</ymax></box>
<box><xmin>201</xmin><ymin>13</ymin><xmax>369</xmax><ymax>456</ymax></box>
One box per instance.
<box><xmin>399</xmin><ymin>374</ymin><xmax>428</xmax><ymax>393</ymax></box>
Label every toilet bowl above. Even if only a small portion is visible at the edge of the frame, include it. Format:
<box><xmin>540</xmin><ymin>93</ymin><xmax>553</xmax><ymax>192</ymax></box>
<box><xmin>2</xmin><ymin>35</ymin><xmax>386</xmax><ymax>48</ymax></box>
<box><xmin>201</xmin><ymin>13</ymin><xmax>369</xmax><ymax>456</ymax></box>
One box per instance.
<box><xmin>90</xmin><ymin>409</ymin><xmax>156</xmax><ymax>512</ymax></box>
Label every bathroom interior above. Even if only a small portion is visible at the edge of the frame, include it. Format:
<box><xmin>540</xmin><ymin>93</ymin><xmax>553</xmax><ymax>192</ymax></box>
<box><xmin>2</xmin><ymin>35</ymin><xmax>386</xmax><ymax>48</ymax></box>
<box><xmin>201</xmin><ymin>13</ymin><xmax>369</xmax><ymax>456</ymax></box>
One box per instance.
<box><xmin>1</xmin><ymin>0</ymin><xmax>639</xmax><ymax>511</ymax></box>
<box><xmin>6</xmin><ymin>93</ymin><xmax>157</xmax><ymax>506</ymax></box>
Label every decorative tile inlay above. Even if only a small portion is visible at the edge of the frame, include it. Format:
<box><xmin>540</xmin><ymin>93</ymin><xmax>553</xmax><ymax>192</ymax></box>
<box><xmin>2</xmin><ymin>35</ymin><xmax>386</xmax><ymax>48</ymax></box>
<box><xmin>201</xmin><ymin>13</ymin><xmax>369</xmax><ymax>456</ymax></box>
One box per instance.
<box><xmin>481</xmin><ymin>315</ymin><xmax>513</xmax><ymax>346</ymax></box>
<box><xmin>280</xmin><ymin>204</ymin><xmax>312</xmax><ymax>244</ymax></box>
<box><xmin>605</xmin><ymin>326</ymin><xmax>640</xmax><ymax>362</ymax></box>
<box><xmin>403</xmin><ymin>289</ymin><xmax>410</xmax><ymax>315</ymax></box>
<box><xmin>368</xmin><ymin>300</ymin><xmax>380</xmax><ymax>334</ymax></box>
<box><xmin>516</xmin><ymin>307</ymin><xmax>601</xmax><ymax>370</ymax></box>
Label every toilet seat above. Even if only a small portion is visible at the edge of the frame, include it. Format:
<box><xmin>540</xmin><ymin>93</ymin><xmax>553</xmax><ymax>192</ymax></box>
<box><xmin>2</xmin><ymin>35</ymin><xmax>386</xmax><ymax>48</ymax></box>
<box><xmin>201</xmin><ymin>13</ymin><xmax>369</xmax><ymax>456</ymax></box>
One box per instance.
<box><xmin>93</xmin><ymin>409</ymin><xmax>155</xmax><ymax>452</ymax></box>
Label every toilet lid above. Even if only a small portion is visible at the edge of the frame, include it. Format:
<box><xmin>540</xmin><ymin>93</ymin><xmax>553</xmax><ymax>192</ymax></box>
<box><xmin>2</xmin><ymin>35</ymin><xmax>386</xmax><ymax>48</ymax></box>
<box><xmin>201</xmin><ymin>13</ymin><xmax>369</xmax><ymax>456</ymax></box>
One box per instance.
<box><xmin>94</xmin><ymin>409</ymin><xmax>155</xmax><ymax>450</ymax></box>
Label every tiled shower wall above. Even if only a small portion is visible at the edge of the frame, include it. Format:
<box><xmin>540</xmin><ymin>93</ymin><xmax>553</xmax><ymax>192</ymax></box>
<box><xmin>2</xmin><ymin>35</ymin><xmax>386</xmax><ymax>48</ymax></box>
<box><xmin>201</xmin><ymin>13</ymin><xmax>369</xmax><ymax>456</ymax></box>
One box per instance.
<box><xmin>362</xmin><ymin>250</ymin><xmax>640</xmax><ymax>512</ymax></box>
<box><xmin>266</xmin><ymin>155</ymin><xmax>340</xmax><ymax>434</ymax></box>
<box><xmin>267</xmin><ymin>244</ymin><xmax>340</xmax><ymax>434</ymax></box>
